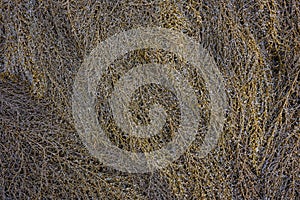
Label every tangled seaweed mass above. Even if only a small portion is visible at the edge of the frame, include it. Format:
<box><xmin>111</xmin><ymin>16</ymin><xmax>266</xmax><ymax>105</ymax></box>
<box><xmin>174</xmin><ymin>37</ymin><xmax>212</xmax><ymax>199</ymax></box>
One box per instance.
<box><xmin>1</xmin><ymin>1</ymin><xmax>299</xmax><ymax>199</ymax></box>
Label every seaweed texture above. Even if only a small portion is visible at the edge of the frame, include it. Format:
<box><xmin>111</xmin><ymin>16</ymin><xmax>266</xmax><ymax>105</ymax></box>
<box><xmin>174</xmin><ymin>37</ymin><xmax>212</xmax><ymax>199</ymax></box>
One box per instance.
<box><xmin>1</xmin><ymin>0</ymin><xmax>299</xmax><ymax>199</ymax></box>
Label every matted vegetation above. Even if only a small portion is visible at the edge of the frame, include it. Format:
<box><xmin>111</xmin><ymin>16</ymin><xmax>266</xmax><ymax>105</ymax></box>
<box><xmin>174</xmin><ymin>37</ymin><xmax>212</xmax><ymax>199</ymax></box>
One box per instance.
<box><xmin>1</xmin><ymin>0</ymin><xmax>299</xmax><ymax>199</ymax></box>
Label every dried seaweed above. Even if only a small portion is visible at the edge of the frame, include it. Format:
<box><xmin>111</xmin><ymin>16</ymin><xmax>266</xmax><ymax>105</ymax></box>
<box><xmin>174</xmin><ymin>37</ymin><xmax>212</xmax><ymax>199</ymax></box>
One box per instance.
<box><xmin>1</xmin><ymin>0</ymin><xmax>299</xmax><ymax>199</ymax></box>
